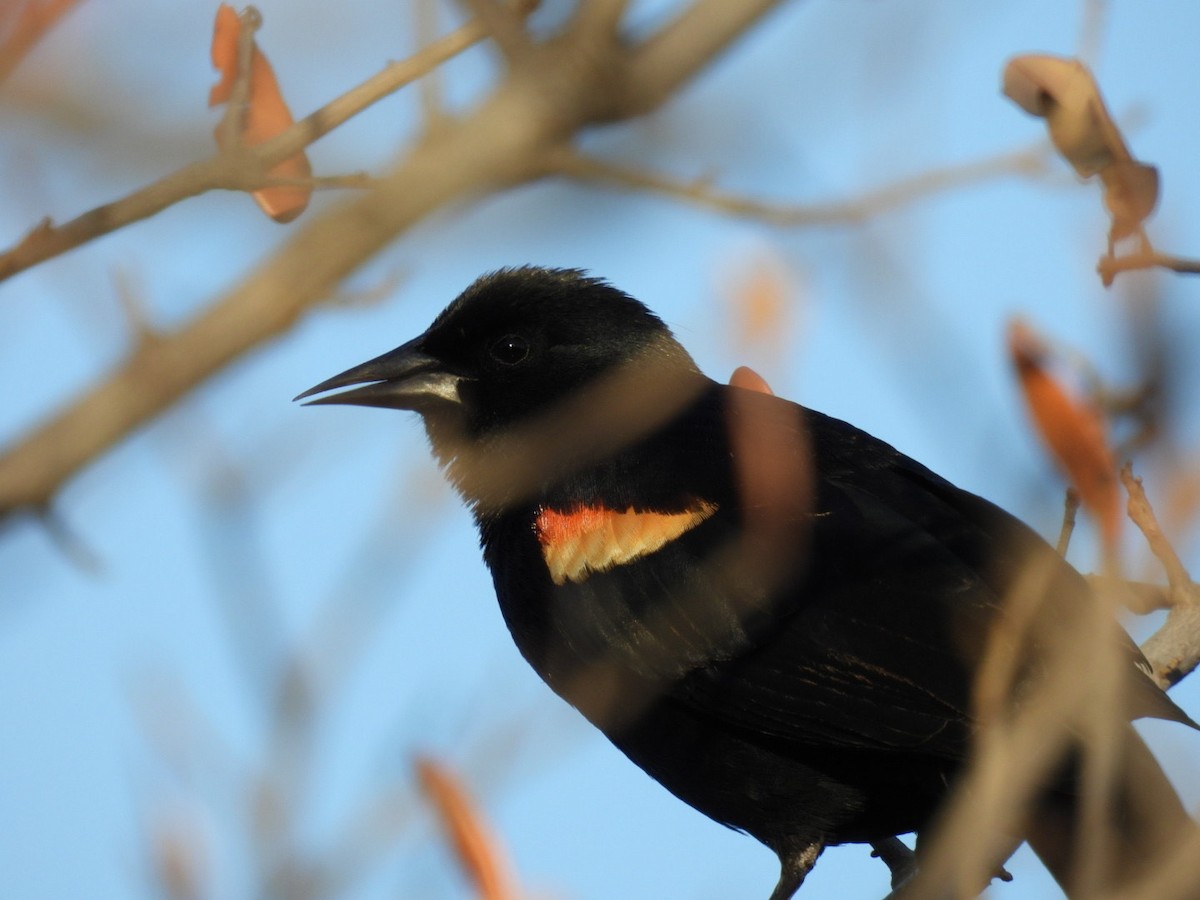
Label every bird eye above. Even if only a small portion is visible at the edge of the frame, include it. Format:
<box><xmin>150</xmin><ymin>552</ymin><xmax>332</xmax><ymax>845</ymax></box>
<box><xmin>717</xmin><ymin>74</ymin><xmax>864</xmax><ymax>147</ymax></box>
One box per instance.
<box><xmin>488</xmin><ymin>334</ymin><xmax>530</xmax><ymax>366</ymax></box>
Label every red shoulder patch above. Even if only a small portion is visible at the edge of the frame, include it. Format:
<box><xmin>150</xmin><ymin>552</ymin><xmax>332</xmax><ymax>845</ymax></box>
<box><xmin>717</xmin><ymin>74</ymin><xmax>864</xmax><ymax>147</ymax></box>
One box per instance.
<box><xmin>534</xmin><ymin>500</ymin><xmax>717</xmax><ymax>586</ymax></box>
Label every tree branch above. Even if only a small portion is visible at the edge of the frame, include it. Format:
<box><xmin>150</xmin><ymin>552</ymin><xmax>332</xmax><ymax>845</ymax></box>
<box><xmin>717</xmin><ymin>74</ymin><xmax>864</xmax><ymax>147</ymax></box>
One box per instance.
<box><xmin>547</xmin><ymin>139</ymin><xmax>1053</xmax><ymax>227</ymax></box>
<box><xmin>0</xmin><ymin>3</ymin><xmax>529</xmax><ymax>285</ymax></box>
<box><xmin>1121</xmin><ymin>463</ymin><xmax>1200</xmax><ymax>689</ymax></box>
<box><xmin>573</xmin><ymin>0</ymin><xmax>632</xmax><ymax>38</ymax></box>
<box><xmin>1098</xmin><ymin>247</ymin><xmax>1200</xmax><ymax>287</ymax></box>
<box><xmin>0</xmin><ymin>0</ymin><xmax>794</xmax><ymax>517</ymax></box>
<box><xmin>0</xmin><ymin>0</ymin><xmax>85</xmax><ymax>86</ymax></box>
<box><xmin>617</xmin><ymin>0</ymin><xmax>789</xmax><ymax>118</ymax></box>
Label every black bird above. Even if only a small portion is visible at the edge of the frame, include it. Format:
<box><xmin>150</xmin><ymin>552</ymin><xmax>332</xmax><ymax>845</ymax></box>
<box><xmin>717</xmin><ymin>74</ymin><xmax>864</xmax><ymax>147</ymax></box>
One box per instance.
<box><xmin>298</xmin><ymin>267</ymin><xmax>1194</xmax><ymax>898</ymax></box>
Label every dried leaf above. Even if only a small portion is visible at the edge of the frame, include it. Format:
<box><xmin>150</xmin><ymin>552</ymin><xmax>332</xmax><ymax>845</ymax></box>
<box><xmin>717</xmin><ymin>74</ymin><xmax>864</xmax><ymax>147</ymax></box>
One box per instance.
<box><xmin>209</xmin><ymin>4</ymin><xmax>311</xmax><ymax>223</ymax></box>
<box><xmin>208</xmin><ymin>4</ymin><xmax>241</xmax><ymax>107</ymax></box>
<box><xmin>416</xmin><ymin>756</ymin><xmax>516</xmax><ymax>900</ymax></box>
<box><xmin>1009</xmin><ymin>319</ymin><xmax>1120</xmax><ymax>549</ymax></box>
<box><xmin>1003</xmin><ymin>55</ymin><xmax>1121</xmax><ymax>178</ymax></box>
<box><xmin>1003</xmin><ymin>54</ymin><xmax>1158</xmax><ymax>244</ymax></box>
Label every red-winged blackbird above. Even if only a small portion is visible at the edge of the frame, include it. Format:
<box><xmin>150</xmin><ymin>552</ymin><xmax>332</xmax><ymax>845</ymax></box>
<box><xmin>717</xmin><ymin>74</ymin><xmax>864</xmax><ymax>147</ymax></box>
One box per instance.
<box><xmin>299</xmin><ymin>267</ymin><xmax>1194</xmax><ymax>898</ymax></box>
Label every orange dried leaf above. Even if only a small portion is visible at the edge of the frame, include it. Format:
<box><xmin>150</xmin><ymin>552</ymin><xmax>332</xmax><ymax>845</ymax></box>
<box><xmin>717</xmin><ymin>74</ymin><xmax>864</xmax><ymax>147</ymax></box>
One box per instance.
<box><xmin>416</xmin><ymin>757</ymin><xmax>516</xmax><ymax>900</ymax></box>
<box><xmin>730</xmin><ymin>365</ymin><xmax>774</xmax><ymax>395</ymax></box>
<box><xmin>208</xmin><ymin>4</ymin><xmax>240</xmax><ymax>107</ymax></box>
<box><xmin>208</xmin><ymin>3</ymin><xmax>311</xmax><ymax>223</ymax></box>
<box><xmin>1008</xmin><ymin>319</ymin><xmax>1120</xmax><ymax>548</ymax></box>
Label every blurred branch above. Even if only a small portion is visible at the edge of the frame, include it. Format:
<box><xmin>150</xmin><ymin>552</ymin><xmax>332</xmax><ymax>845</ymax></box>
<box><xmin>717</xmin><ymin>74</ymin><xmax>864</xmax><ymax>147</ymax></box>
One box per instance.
<box><xmin>548</xmin><ymin>138</ymin><xmax>1053</xmax><ymax>227</ymax></box>
<box><xmin>1099</xmin><ymin>246</ymin><xmax>1200</xmax><ymax>287</ymax></box>
<box><xmin>870</xmin><ymin>837</ymin><xmax>917</xmax><ymax>891</ymax></box>
<box><xmin>574</xmin><ymin>0</ymin><xmax>632</xmax><ymax>37</ymax></box>
<box><xmin>416</xmin><ymin>757</ymin><xmax>519</xmax><ymax>900</ymax></box>
<box><xmin>0</xmin><ymin>0</ymin><xmax>789</xmax><ymax>517</ymax></box>
<box><xmin>1086</xmin><ymin>576</ymin><xmax>1174</xmax><ymax>615</ymax></box>
<box><xmin>0</xmin><ymin>0</ymin><xmax>84</xmax><ymax>86</ymax></box>
<box><xmin>462</xmin><ymin>0</ymin><xmax>530</xmax><ymax>61</ymax></box>
<box><xmin>1123</xmin><ymin>463</ymin><xmax>1192</xmax><ymax>595</ymax></box>
<box><xmin>414</xmin><ymin>0</ymin><xmax>448</xmax><ymax>126</ymax></box>
<box><xmin>616</xmin><ymin>0</ymin><xmax>790</xmax><ymax>118</ymax></box>
<box><xmin>1056</xmin><ymin>488</ymin><xmax>1080</xmax><ymax>556</ymax></box>
<box><xmin>0</xmin><ymin>1</ymin><xmax>534</xmax><ymax>285</ymax></box>
<box><xmin>1076</xmin><ymin>0</ymin><xmax>1107</xmax><ymax>65</ymax></box>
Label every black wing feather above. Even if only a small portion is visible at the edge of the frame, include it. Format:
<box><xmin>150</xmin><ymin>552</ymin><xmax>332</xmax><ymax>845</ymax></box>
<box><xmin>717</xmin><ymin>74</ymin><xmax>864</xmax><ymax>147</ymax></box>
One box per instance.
<box><xmin>664</xmin><ymin>387</ymin><xmax>1184</xmax><ymax>761</ymax></box>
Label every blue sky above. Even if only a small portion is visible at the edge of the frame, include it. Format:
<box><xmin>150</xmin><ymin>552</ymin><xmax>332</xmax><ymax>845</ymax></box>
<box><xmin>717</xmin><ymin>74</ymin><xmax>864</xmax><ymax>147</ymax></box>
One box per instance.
<box><xmin>2</xmin><ymin>1</ymin><xmax>1200</xmax><ymax>898</ymax></box>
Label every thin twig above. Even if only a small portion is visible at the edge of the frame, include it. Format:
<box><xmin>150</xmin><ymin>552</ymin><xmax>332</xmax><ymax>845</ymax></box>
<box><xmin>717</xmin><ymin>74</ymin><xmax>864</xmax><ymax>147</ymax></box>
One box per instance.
<box><xmin>1121</xmin><ymin>462</ymin><xmax>1200</xmax><ymax>689</ymax></box>
<box><xmin>548</xmin><ymin>139</ymin><xmax>1053</xmax><ymax>227</ymax></box>
<box><xmin>1121</xmin><ymin>462</ymin><xmax>1192</xmax><ymax>596</ymax></box>
<box><xmin>1056</xmin><ymin>488</ymin><xmax>1081</xmax><ymax>556</ymax></box>
<box><xmin>416</xmin><ymin>757</ymin><xmax>520</xmax><ymax>900</ymax></box>
<box><xmin>870</xmin><ymin>837</ymin><xmax>916</xmax><ymax>890</ymax></box>
<box><xmin>0</xmin><ymin>4</ymin><xmax>522</xmax><ymax>285</ymax></box>
<box><xmin>0</xmin><ymin>0</ymin><xmax>787</xmax><ymax>516</ymax></box>
<box><xmin>264</xmin><ymin>172</ymin><xmax>378</xmax><ymax>191</ymax></box>
<box><xmin>1076</xmin><ymin>0</ymin><xmax>1108</xmax><ymax>66</ymax></box>
<box><xmin>1098</xmin><ymin>248</ymin><xmax>1200</xmax><ymax>286</ymax></box>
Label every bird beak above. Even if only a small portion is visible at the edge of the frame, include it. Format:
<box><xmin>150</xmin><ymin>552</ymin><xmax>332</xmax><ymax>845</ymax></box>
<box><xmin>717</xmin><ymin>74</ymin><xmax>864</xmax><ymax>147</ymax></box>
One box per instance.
<box><xmin>293</xmin><ymin>338</ymin><xmax>464</xmax><ymax>410</ymax></box>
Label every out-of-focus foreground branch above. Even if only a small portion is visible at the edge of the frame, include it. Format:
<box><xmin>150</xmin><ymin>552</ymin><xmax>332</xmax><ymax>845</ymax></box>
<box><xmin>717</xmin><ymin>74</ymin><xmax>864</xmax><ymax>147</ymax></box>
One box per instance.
<box><xmin>0</xmin><ymin>0</ymin><xmax>789</xmax><ymax>518</ymax></box>
<box><xmin>0</xmin><ymin>0</ymin><xmax>84</xmax><ymax>87</ymax></box>
<box><xmin>0</xmin><ymin>0</ymin><xmax>538</xmax><ymax>281</ymax></box>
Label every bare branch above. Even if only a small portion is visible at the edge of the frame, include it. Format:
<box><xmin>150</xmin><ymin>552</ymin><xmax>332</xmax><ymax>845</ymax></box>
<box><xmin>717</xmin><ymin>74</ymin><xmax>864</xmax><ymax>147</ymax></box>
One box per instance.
<box><xmin>462</xmin><ymin>0</ymin><xmax>530</xmax><ymax>61</ymax></box>
<box><xmin>1099</xmin><ymin>247</ymin><xmax>1200</xmax><ymax>286</ymax></box>
<box><xmin>216</xmin><ymin>6</ymin><xmax>262</xmax><ymax>152</ymax></box>
<box><xmin>619</xmin><ymin>0</ymin><xmax>789</xmax><ymax>118</ymax></box>
<box><xmin>0</xmin><ymin>0</ymin><xmax>793</xmax><ymax>516</ymax></box>
<box><xmin>0</xmin><ymin>0</ymin><xmax>84</xmax><ymax>86</ymax></box>
<box><xmin>548</xmin><ymin>139</ymin><xmax>1053</xmax><ymax>227</ymax></box>
<box><xmin>0</xmin><ymin>5</ymin><xmax>512</xmax><ymax>285</ymax></box>
<box><xmin>573</xmin><ymin>0</ymin><xmax>632</xmax><ymax>37</ymax></box>
<box><xmin>870</xmin><ymin>837</ymin><xmax>917</xmax><ymax>890</ymax></box>
<box><xmin>1122</xmin><ymin>462</ymin><xmax>1192</xmax><ymax>596</ymax></box>
<box><xmin>1076</xmin><ymin>0</ymin><xmax>1108</xmax><ymax>65</ymax></box>
<box><xmin>1056</xmin><ymin>488</ymin><xmax>1081</xmax><ymax>556</ymax></box>
<box><xmin>1120</xmin><ymin>463</ymin><xmax>1200</xmax><ymax>689</ymax></box>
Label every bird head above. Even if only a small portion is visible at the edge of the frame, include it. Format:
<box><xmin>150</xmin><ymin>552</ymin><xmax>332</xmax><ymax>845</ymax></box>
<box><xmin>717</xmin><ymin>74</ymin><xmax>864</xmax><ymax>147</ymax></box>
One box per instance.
<box><xmin>296</xmin><ymin>267</ymin><xmax>707</xmax><ymax>509</ymax></box>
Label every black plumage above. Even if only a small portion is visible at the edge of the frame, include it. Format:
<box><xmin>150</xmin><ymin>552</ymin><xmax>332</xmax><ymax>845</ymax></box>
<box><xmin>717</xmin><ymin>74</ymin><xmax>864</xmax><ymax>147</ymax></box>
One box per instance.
<box><xmin>298</xmin><ymin>266</ymin><xmax>1194</xmax><ymax>898</ymax></box>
